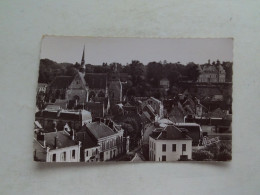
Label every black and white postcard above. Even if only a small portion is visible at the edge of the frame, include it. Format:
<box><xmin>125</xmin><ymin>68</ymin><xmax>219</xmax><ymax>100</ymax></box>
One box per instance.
<box><xmin>34</xmin><ymin>36</ymin><xmax>232</xmax><ymax>162</ymax></box>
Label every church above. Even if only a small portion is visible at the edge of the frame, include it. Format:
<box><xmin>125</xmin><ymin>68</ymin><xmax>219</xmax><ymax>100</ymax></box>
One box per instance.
<box><xmin>46</xmin><ymin>47</ymin><xmax>123</xmax><ymax>110</ymax></box>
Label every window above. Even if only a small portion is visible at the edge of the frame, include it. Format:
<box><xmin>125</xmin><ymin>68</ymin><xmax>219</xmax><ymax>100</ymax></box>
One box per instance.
<box><xmin>172</xmin><ymin>144</ymin><xmax>176</xmax><ymax>152</ymax></box>
<box><xmin>63</xmin><ymin>152</ymin><xmax>66</xmax><ymax>161</ymax></box>
<box><xmin>86</xmin><ymin>150</ymin><xmax>88</xmax><ymax>157</ymax></box>
<box><xmin>162</xmin><ymin>144</ymin><xmax>166</xmax><ymax>152</ymax></box>
<box><xmin>52</xmin><ymin>154</ymin><xmax>56</xmax><ymax>162</ymax></box>
<box><xmin>72</xmin><ymin>150</ymin><xmax>76</xmax><ymax>159</ymax></box>
<box><xmin>162</xmin><ymin>155</ymin><xmax>166</xmax><ymax>161</ymax></box>
<box><xmin>182</xmin><ymin>144</ymin><xmax>186</xmax><ymax>152</ymax></box>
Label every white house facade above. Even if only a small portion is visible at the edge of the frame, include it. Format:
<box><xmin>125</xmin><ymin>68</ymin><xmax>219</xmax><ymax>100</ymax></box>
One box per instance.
<box><xmin>149</xmin><ymin>125</ymin><xmax>192</xmax><ymax>161</ymax></box>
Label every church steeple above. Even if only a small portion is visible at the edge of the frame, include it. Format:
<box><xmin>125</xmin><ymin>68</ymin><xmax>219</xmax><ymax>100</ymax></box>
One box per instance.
<box><xmin>81</xmin><ymin>45</ymin><xmax>85</xmax><ymax>67</ymax></box>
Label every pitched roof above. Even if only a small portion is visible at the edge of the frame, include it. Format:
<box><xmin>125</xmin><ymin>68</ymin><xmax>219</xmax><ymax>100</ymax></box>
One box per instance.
<box><xmin>85</xmin><ymin>122</ymin><xmax>116</xmax><ymax>139</ymax></box>
<box><xmin>155</xmin><ymin>125</ymin><xmax>192</xmax><ymax>140</ymax></box>
<box><xmin>49</xmin><ymin>76</ymin><xmax>74</xmax><ymax>89</ymax></box>
<box><xmin>149</xmin><ymin>97</ymin><xmax>161</xmax><ymax>104</ymax></box>
<box><xmin>76</xmin><ymin>132</ymin><xmax>99</xmax><ymax>149</ymax></box>
<box><xmin>40</xmin><ymin>131</ymin><xmax>78</xmax><ymax>150</ymax></box>
<box><xmin>35</xmin><ymin>110</ymin><xmax>92</xmax><ymax>121</ymax></box>
<box><xmin>85</xmin><ymin>73</ymin><xmax>107</xmax><ymax>89</ymax></box>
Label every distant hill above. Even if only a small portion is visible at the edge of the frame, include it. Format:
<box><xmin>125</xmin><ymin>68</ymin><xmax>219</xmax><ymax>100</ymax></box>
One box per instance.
<box><xmin>38</xmin><ymin>59</ymin><xmax>77</xmax><ymax>83</ymax></box>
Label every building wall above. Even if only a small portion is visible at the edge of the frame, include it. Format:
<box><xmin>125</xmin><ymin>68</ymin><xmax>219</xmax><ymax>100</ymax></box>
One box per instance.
<box><xmin>36</xmin><ymin>113</ymin><xmax>92</xmax><ymax>132</ymax></box>
<box><xmin>108</xmin><ymin>80</ymin><xmax>122</xmax><ymax>104</ymax></box>
<box><xmin>149</xmin><ymin>137</ymin><xmax>192</xmax><ymax>161</ymax></box>
<box><xmin>66</xmin><ymin>75</ymin><xmax>89</xmax><ymax>103</ymax></box>
<box><xmin>84</xmin><ymin>146</ymin><xmax>100</xmax><ymax>162</ymax></box>
<box><xmin>98</xmin><ymin>131</ymin><xmax>124</xmax><ymax>161</ymax></box>
<box><xmin>142</xmin><ymin>98</ymin><xmax>164</xmax><ymax>118</ymax></box>
<box><xmin>36</xmin><ymin>117</ymin><xmax>83</xmax><ymax>131</ymax></box>
<box><xmin>66</xmin><ymin>89</ymin><xmax>88</xmax><ymax>103</ymax></box>
<box><xmin>46</xmin><ymin>145</ymin><xmax>81</xmax><ymax>162</ymax></box>
<box><xmin>198</xmin><ymin>70</ymin><xmax>226</xmax><ymax>83</ymax></box>
<box><xmin>160</xmin><ymin>79</ymin><xmax>170</xmax><ymax>89</ymax></box>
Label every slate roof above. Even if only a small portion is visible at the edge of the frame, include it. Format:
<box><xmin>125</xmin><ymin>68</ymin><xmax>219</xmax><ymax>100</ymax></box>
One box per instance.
<box><xmin>39</xmin><ymin>131</ymin><xmax>78</xmax><ymax>150</ymax></box>
<box><xmin>153</xmin><ymin>125</ymin><xmax>192</xmax><ymax>140</ymax></box>
<box><xmin>85</xmin><ymin>73</ymin><xmax>107</xmax><ymax>89</ymax></box>
<box><xmin>35</xmin><ymin>110</ymin><xmax>92</xmax><ymax>121</ymax></box>
<box><xmin>49</xmin><ymin>76</ymin><xmax>74</xmax><ymax>89</ymax></box>
<box><xmin>76</xmin><ymin>132</ymin><xmax>99</xmax><ymax>149</ymax></box>
<box><xmin>85</xmin><ymin>122</ymin><xmax>116</xmax><ymax>139</ymax></box>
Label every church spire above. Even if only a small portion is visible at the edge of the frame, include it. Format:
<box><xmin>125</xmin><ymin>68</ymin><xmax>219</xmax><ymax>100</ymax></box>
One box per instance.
<box><xmin>81</xmin><ymin>45</ymin><xmax>85</xmax><ymax>66</ymax></box>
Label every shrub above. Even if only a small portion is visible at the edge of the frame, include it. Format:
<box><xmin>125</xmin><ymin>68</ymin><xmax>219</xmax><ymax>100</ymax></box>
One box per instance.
<box><xmin>217</xmin><ymin>149</ymin><xmax>232</xmax><ymax>161</ymax></box>
<box><xmin>192</xmin><ymin>149</ymin><xmax>214</xmax><ymax>161</ymax></box>
<box><xmin>205</xmin><ymin>144</ymin><xmax>220</xmax><ymax>159</ymax></box>
<box><xmin>219</xmin><ymin>142</ymin><xmax>232</xmax><ymax>153</ymax></box>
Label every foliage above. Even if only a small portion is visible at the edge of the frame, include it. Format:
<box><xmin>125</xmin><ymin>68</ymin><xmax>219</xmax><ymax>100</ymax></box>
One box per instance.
<box><xmin>203</xmin><ymin>141</ymin><xmax>232</xmax><ymax>161</ymax></box>
<box><xmin>38</xmin><ymin>59</ymin><xmax>76</xmax><ymax>83</ymax></box>
<box><xmin>222</xmin><ymin>62</ymin><xmax>233</xmax><ymax>82</ymax></box>
<box><xmin>192</xmin><ymin>149</ymin><xmax>214</xmax><ymax>161</ymax></box>
<box><xmin>217</xmin><ymin>149</ymin><xmax>232</xmax><ymax>161</ymax></box>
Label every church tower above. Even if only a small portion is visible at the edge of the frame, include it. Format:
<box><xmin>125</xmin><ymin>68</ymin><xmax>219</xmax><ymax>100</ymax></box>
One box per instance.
<box><xmin>79</xmin><ymin>45</ymin><xmax>85</xmax><ymax>74</ymax></box>
<box><xmin>108</xmin><ymin>64</ymin><xmax>122</xmax><ymax>105</ymax></box>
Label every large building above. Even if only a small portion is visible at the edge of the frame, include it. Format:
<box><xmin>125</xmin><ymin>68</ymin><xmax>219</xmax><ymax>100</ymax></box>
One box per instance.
<box><xmin>34</xmin><ymin>129</ymin><xmax>81</xmax><ymax>162</ymax></box>
<box><xmin>149</xmin><ymin>125</ymin><xmax>192</xmax><ymax>161</ymax></box>
<box><xmin>197</xmin><ymin>61</ymin><xmax>226</xmax><ymax>83</ymax></box>
<box><xmin>77</xmin><ymin>119</ymin><xmax>125</xmax><ymax>161</ymax></box>
<box><xmin>141</xmin><ymin>97</ymin><xmax>164</xmax><ymax>119</ymax></box>
<box><xmin>45</xmin><ymin>47</ymin><xmax>123</xmax><ymax>109</ymax></box>
<box><xmin>35</xmin><ymin>109</ymin><xmax>92</xmax><ymax>132</ymax></box>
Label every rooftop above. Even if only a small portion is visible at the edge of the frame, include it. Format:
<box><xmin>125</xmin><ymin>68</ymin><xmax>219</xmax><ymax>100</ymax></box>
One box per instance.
<box><xmin>76</xmin><ymin>132</ymin><xmax>99</xmax><ymax>149</ymax></box>
<box><xmin>35</xmin><ymin>109</ymin><xmax>92</xmax><ymax>120</ymax></box>
<box><xmin>39</xmin><ymin>131</ymin><xmax>78</xmax><ymax>150</ymax></box>
<box><xmin>85</xmin><ymin>122</ymin><xmax>117</xmax><ymax>139</ymax></box>
<box><xmin>49</xmin><ymin>76</ymin><xmax>74</xmax><ymax>89</ymax></box>
<box><xmin>85</xmin><ymin>73</ymin><xmax>107</xmax><ymax>89</ymax></box>
<box><xmin>152</xmin><ymin>125</ymin><xmax>192</xmax><ymax>140</ymax></box>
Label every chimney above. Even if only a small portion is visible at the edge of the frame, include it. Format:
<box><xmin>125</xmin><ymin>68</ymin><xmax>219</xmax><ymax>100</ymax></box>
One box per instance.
<box><xmin>72</xmin><ymin>129</ymin><xmax>75</xmax><ymax>141</ymax></box>
<box><xmin>43</xmin><ymin>139</ymin><xmax>46</xmax><ymax>148</ymax></box>
<box><xmin>54</xmin><ymin>136</ymin><xmax>58</xmax><ymax>149</ymax></box>
<box><xmin>53</xmin><ymin>121</ymin><xmax>57</xmax><ymax>132</ymax></box>
<box><xmin>208</xmin><ymin>59</ymin><xmax>210</xmax><ymax>64</ymax></box>
<box><xmin>57</xmin><ymin>109</ymin><xmax>62</xmax><ymax>118</ymax></box>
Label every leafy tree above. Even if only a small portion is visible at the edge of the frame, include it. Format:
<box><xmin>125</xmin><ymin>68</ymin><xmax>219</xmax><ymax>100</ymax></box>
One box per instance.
<box><xmin>128</xmin><ymin>60</ymin><xmax>145</xmax><ymax>86</ymax></box>
<box><xmin>146</xmin><ymin>62</ymin><xmax>163</xmax><ymax>87</ymax></box>
<box><xmin>192</xmin><ymin>149</ymin><xmax>214</xmax><ymax>161</ymax></box>
<box><xmin>185</xmin><ymin>62</ymin><xmax>201</xmax><ymax>82</ymax></box>
<box><xmin>217</xmin><ymin>149</ymin><xmax>232</xmax><ymax>161</ymax></box>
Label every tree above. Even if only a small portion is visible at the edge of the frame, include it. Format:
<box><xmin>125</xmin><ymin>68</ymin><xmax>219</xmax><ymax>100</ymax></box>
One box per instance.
<box><xmin>185</xmin><ymin>62</ymin><xmax>201</xmax><ymax>82</ymax></box>
<box><xmin>128</xmin><ymin>60</ymin><xmax>145</xmax><ymax>86</ymax></box>
<box><xmin>65</xmin><ymin>66</ymin><xmax>78</xmax><ymax>76</ymax></box>
<box><xmin>146</xmin><ymin>62</ymin><xmax>163</xmax><ymax>87</ymax></box>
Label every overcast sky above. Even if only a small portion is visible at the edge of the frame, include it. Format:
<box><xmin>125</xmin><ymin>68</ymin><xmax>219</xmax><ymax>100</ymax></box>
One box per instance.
<box><xmin>41</xmin><ymin>36</ymin><xmax>233</xmax><ymax>65</ymax></box>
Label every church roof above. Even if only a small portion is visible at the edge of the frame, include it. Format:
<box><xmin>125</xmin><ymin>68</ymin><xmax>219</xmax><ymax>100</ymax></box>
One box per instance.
<box><xmin>49</xmin><ymin>76</ymin><xmax>74</xmax><ymax>89</ymax></box>
<box><xmin>84</xmin><ymin>73</ymin><xmax>107</xmax><ymax>89</ymax></box>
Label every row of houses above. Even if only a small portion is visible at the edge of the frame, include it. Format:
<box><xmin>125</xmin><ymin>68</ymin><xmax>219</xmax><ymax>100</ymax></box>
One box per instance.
<box><xmin>34</xmin><ymin>112</ymin><xmax>127</xmax><ymax>162</ymax></box>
